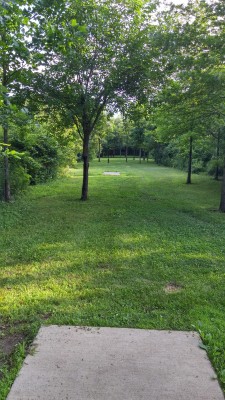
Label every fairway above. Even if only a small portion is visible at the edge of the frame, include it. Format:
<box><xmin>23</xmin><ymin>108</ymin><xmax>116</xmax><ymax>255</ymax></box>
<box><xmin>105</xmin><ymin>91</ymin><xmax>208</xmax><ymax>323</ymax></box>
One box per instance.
<box><xmin>1</xmin><ymin>159</ymin><xmax>225</xmax><ymax>397</ymax></box>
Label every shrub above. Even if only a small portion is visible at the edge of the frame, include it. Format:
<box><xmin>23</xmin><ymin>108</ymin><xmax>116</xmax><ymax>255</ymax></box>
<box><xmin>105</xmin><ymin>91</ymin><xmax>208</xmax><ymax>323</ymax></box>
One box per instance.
<box><xmin>207</xmin><ymin>158</ymin><xmax>223</xmax><ymax>177</ymax></box>
<box><xmin>192</xmin><ymin>160</ymin><xmax>205</xmax><ymax>174</ymax></box>
<box><xmin>0</xmin><ymin>157</ymin><xmax>30</xmax><ymax>199</ymax></box>
<box><xmin>11</xmin><ymin>134</ymin><xmax>60</xmax><ymax>185</ymax></box>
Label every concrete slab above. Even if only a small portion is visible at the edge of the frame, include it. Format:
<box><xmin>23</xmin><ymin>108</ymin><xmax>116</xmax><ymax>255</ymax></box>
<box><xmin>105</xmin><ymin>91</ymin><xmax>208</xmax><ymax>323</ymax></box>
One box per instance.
<box><xmin>7</xmin><ymin>326</ymin><xmax>224</xmax><ymax>400</ymax></box>
<box><xmin>103</xmin><ymin>172</ymin><xmax>120</xmax><ymax>175</ymax></box>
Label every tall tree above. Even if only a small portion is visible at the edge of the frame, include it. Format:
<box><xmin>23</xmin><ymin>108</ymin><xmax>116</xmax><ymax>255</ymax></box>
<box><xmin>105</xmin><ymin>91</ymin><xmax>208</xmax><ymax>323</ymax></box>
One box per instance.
<box><xmin>155</xmin><ymin>0</ymin><xmax>225</xmax><ymax>192</ymax></box>
<box><xmin>29</xmin><ymin>0</ymin><xmax>159</xmax><ymax>200</ymax></box>
<box><xmin>0</xmin><ymin>0</ymin><xmax>30</xmax><ymax>201</ymax></box>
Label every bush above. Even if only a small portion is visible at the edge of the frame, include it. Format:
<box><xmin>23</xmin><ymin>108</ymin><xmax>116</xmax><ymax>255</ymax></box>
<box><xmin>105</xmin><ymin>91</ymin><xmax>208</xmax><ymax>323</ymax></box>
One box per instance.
<box><xmin>10</xmin><ymin>162</ymin><xmax>31</xmax><ymax>195</ymax></box>
<box><xmin>11</xmin><ymin>135</ymin><xmax>60</xmax><ymax>185</ymax></box>
<box><xmin>192</xmin><ymin>160</ymin><xmax>205</xmax><ymax>174</ymax></box>
<box><xmin>207</xmin><ymin>159</ymin><xmax>223</xmax><ymax>177</ymax></box>
<box><xmin>0</xmin><ymin>157</ymin><xmax>30</xmax><ymax>199</ymax></box>
<box><xmin>0</xmin><ymin>133</ymin><xmax>61</xmax><ymax>199</ymax></box>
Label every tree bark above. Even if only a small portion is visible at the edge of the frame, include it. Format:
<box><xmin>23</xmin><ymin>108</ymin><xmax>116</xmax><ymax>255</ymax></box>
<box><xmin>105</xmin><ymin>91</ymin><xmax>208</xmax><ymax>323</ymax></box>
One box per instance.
<box><xmin>81</xmin><ymin>133</ymin><xmax>90</xmax><ymax>201</ymax></box>
<box><xmin>186</xmin><ymin>136</ymin><xmax>193</xmax><ymax>184</ymax></box>
<box><xmin>219</xmin><ymin>157</ymin><xmax>225</xmax><ymax>212</ymax></box>
<box><xmin>107</xmin><ymin>148</ymin><xmax>110</xmax><ymax>163</ymax></box>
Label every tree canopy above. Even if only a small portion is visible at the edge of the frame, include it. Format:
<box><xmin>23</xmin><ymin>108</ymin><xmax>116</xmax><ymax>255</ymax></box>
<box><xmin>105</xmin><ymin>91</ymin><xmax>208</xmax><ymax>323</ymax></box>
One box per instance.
<box><xmin>1</xmin><ymin>0</ymin><xmax>225</xmax><ymax>210</ymax></box>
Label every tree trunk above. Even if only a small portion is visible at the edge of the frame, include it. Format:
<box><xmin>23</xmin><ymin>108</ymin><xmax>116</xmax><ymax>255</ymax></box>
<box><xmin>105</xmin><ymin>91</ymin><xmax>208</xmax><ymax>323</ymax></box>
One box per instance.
<box><xmin>107</xmin><ymin>148</ymin><xmax>110</xmax><ymax>163</ymax></box>
<box><xmin>125</xmin><ymin>146</ymin><xmax>128</xmax><ymax>162</ymax></box>
<box><xmin>2</xmin><ymin>61</ymin><xmax>11</xmax><ymax>202</ymax></box>
<box><xmin>215</xmin><ymin>133</ymin><xmax>220</xmax><ymax>180</ymax></box>
<box><xmin>186</xmin><ymin>136</ymin><xmax>193</xmax><ymax>184</ymax></box>
<box><xmin>215</xmin><ymin>165</ymin><xmax>219</xmax><ymax>181</ymax></box>
<box><xmin>81</xmin><ymin>133</ymin><xmax>90</xmax><ymax>201</ymax></box>
<box><xmin>3</xmin><ymin>127</ymin><xmax>11</xmax><ymax>202</ymax></box>
<box><xmin>219</xmin><ymin>157</ymin><xmax>225</xmax><ymax>212</ymax></box>
<box><xmin>139</xmin><ymin>148</ymin><xmax>142</xmax><ymax>164</ymax></box>
<box><xmin>98</xmin><ymin>138</ymin><xmax>101</xmax><ymax>162</ymax></box>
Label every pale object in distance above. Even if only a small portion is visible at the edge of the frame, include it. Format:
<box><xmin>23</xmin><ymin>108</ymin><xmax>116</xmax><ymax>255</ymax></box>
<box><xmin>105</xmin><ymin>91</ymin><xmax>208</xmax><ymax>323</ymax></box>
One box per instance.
<box><xmin>103</xmin><ymin>172</ymin><xmax>120</xmax><ymax>176</ymax></box>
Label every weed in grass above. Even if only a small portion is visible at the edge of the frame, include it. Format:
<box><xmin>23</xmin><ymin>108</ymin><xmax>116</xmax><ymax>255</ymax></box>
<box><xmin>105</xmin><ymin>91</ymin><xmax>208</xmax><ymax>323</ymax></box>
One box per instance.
<box><xmin>0</xmin><ymin>343</ymin><xmax>25</xmax><ymax>400</ymax></box>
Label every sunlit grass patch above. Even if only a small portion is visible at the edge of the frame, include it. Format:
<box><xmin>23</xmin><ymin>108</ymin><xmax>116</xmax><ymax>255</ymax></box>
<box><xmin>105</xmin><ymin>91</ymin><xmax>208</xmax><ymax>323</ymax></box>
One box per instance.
<box><xmin>1</xmin><ymin>158</ymin><xmax>225</xmax><ymax>397</ymax></box>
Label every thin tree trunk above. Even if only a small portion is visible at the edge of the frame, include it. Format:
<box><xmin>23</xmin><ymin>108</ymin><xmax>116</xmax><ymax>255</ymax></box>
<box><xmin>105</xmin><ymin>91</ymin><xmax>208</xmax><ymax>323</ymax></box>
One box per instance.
<box><xmin>186</xmin><ymin>136</ymin><xmax>193</xmax><ymax>184</ymax></box>
<box><xmin>125</xmin><ymin>146</ymin><xmax>128</xmax><ymax>162</ymax></box>
<box><xmin>107</xmin><ymin>148</ymin><xmax>110</xmax><ymax>163</ymax></box>
<box><xmin>98</xmin><ymin>138</ymin><xmax>101</xmax><ymax>162</ymax></box>
<box><xmin>3</xmin><ymin>127</ymin><xmax>11</xmax><ymax>202</ymax></box>
<box><xmin>2</xmin><ymin>60</ymin><xmax>11</xmax><ymax>202</ymax></box>
<box><xmin>215</xmin><ymin>165</ymin><xmax>219</xmax><ymax>181</ymax></box>
<box><xmin>215</xmin><ymin>133</ymin><xmax>220</xmax><ymax>180</ymax></box>
<box><xmin>139</xmin><ymin>148</ymin><xmax>142</xmax><ymax>164</ymax></box>
<box><xmin>219</xmin><ymin>157</ymin><xmax>225</xmax><ymax>212</ymax></box>
<box><xmin>81</xmin><ymin>133</ymin><xmax>90</xmax><ymax>201</ymax></box>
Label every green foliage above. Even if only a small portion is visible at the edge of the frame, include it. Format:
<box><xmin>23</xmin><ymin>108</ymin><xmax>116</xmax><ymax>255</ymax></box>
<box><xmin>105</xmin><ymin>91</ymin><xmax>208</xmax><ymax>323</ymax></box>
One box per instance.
<box><xmin>26</xmin><ymin>135</ymin><xmax>59</xmax><ymax>184</ymax></box>
<box><xmin>151</xmin><ymin>139</ymin><xmax>210</xmax><ymax>174</ymax></box>
<box><xmin>0</xmin><ymin>140</ymin><xmax>29</xmax><ymax>198</ymax></box>
<box><xmin>207</xmin><ymin>158</ymin><xmax>224</xmax><ymax>177</ymax></box>
<box><xmin>10</xmin><ymin>162</ymin><xmax>30</xmax><ymax>194</ymax></box>
<box><xmin>130</xmin><ymin>126</ymin><xmax>145</xmax><ymax>149</ymax></box>
<box><xmin>0</xmin><ymin>121</ymin><xmax>63</xmax><ymax>199</ymax></box>
<box><xmin>30</xmin><ymin>0</ymin><xmax>159</xmax><ymax>134</ymax></box>
<box><xmin>150</xmin><ymin>132</ymin><xmax>223</xmax><ymax>178</ymax></box>
<box><xmin>27</xmin><ymin>0</ymin><xmax>163</xmax><ymax>199</ymax></box>
<box><xmin>11</xmin><ymin>134</ymin><xmax>60</xmax><ymax>185</ymax></box>
<box><xmin>0</xmin><ymin>158</ymin><xmax>30</xmax><ymax>199</ymax></box>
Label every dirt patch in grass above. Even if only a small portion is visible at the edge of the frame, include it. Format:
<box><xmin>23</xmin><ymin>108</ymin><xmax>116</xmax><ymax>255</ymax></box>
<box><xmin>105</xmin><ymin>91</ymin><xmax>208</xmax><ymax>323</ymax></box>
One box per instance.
<box><xmin>97</xmin><ymin>263</ymin><xmax>112</xmax><ymax>270</ymax></box>
<box><xmin>39</xmin><ymin>312</ymin><xmax>53</xmax><ymax>321</ymax></box>
<box><xmin>0</xmin><ymin>328</ymin><xmax>25</xmax><ymax>380</ymax></box>
<box><xmin>0</xmin><ymin>331</ymin><xmax>25</xmax><ymax>358</ymax></box>
<box><xmin>164</xmin><ymin>283</ymin><xmax>183</xmax><ymax>293</ymax></box>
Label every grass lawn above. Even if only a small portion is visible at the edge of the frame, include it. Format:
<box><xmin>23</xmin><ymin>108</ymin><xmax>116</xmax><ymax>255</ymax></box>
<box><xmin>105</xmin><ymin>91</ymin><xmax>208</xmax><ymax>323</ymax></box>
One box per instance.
<box><xmin>1</xmin><ymin>158</ymin><xmax>225</xmax><ymax>397</ymax></box>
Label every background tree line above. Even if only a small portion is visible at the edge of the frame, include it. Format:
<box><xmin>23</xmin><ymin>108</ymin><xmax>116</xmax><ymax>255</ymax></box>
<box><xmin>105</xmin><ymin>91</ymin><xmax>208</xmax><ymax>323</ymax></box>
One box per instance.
<box><xmin>1</xmin><ymin>0</ymin><xmax>225</xmax><ymax>209</ymax></box>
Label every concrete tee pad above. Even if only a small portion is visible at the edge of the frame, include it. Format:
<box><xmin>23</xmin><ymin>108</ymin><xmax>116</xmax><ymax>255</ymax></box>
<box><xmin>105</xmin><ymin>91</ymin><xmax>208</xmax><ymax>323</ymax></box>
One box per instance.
<box><xmin>7</xmin><ymin>326</ymin><xmax>224</xmax><ymax>400</ymax></box>
<box><xmin>103</xmin><ymin>172</ymin><xmax>120</xmax><ymax>175</ymax></box>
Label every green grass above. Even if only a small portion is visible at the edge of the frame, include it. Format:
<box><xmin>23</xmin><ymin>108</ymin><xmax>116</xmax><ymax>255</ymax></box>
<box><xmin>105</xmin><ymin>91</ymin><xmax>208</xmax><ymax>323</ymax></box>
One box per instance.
<box><xmin>1</xmin><ymin>158</ymin><xmax>225</xmax><ymax>397</ymax></box>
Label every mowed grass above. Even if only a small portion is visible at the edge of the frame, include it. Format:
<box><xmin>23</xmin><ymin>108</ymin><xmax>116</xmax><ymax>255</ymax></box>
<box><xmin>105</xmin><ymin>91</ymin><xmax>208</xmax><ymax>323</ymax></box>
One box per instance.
<box><xmin>1</xmin><ymin>158</ymin><xmax>225</xmax><ymax>396</ymax></box>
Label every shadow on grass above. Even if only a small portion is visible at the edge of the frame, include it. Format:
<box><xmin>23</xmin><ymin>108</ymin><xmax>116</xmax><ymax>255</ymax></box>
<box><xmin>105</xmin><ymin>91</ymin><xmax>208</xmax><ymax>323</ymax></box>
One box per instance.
<box><xmin>1</xmin><ymin>160</ymin><xmax>225</xmax><ymax>395</ymax></box>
